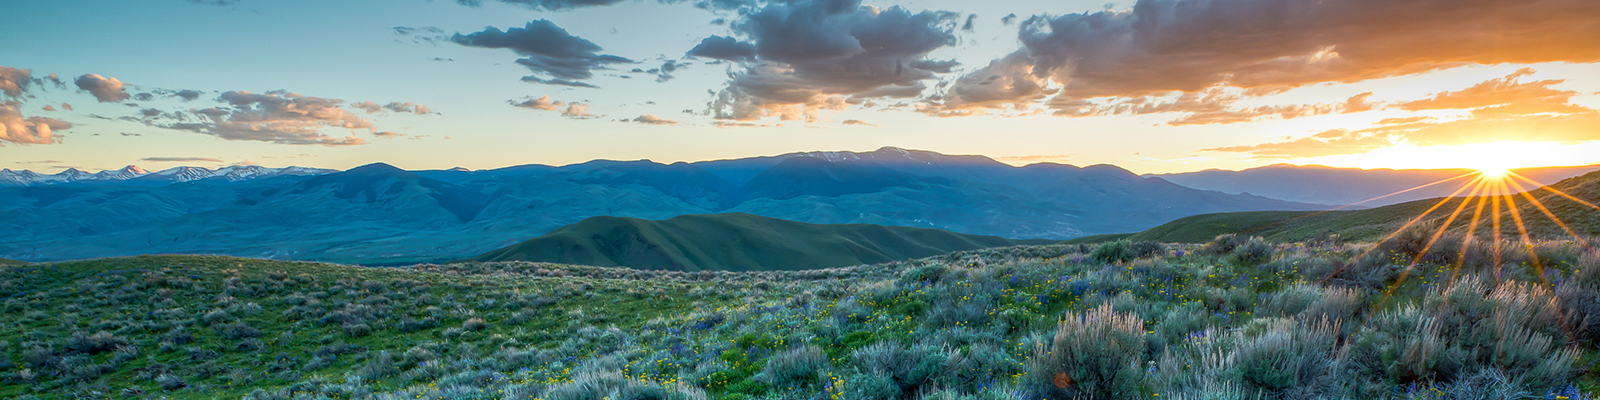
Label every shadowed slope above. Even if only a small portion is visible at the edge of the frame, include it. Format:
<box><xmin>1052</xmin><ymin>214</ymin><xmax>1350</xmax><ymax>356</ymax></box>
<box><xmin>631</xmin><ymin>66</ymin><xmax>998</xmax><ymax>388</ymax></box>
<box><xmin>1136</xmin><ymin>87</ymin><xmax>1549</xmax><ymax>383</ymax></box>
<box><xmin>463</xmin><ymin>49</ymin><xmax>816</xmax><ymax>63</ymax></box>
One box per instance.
<box><xmin>473</xmin><ymin>213</ymin><xmax>1055</xmax><ymax>270</ymax></box>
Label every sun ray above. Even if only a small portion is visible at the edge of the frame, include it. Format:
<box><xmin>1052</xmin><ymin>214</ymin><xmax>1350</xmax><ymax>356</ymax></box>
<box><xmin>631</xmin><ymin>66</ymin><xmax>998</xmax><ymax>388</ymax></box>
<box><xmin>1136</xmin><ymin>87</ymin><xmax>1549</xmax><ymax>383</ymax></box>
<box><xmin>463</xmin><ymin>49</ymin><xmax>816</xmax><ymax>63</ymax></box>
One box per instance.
<box><xmin>1263</xmin><ymin>172</ymin><xmax>1482</xmax><ymax>232</ymax></box>
<box><xmin>1497</xmin><ymin>178</ymin><xmax>1546</xmax><ymax>286</ymax></box>
<box><xmin>1491</xmin><ymin>180</ymin><xmax>1504</xmax><ymax>273</ymax></box>
<box><xmin>1318</xmin><ymin>171</ymin><xmax>1479</xmax><ymax>212</ymax></box>
<box><xmin>1504</xmin><ymin>173</ymin><xmax>1592</xmax><ymax>250</ymax></box>
<box><xmin>1319</xmin><ymin>174</ymin><xmax>1485</xmax><ymax>285</ymax></box>
<box><xmin>1506</xmin><ymin>171</ymin><xmax>1600</xmax><ymax>211</ymax></box>
<box><xmin>1383</xmin><ymin>177</ymin><xmax>1488</xmax><ymax>301</ymax></box>
<box><xmin>1450</xmin><ymin>187</ymin><xmax>1492</xmax><ymax>281</ymax></box>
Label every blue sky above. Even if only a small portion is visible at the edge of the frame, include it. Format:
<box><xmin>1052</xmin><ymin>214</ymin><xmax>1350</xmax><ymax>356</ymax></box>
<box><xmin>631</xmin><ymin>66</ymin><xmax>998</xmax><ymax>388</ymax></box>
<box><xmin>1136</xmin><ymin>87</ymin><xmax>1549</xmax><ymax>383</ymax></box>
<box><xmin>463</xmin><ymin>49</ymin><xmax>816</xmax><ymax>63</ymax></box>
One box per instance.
<box><xmin>4</xmin><ymin>0</ymin><xmax>1599</xmax><ymax>174</ymax></box>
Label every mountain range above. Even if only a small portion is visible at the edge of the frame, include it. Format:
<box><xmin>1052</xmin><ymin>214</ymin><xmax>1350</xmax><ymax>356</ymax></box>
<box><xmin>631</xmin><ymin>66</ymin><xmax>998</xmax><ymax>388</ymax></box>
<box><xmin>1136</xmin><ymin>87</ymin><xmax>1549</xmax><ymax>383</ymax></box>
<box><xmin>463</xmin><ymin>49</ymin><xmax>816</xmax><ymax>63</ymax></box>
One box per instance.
<box><xmin>0</xmin><ymin>147</ymin><xmax>1329</xmax><ymax>263</ymax></box>
<box><xmin>0</xmin><ymin>165</ymin><xmax>336</xmax><ymax>186</ymax></box>
<box><xmin>472</xmin><ymin>213</ymin><xmax>1056</xmax><ymax>270</ymax></box>
<box><xmin>1151</xmin><ymin>163</ymin><xmax>1600</xmax><ymax>206</ymax></box>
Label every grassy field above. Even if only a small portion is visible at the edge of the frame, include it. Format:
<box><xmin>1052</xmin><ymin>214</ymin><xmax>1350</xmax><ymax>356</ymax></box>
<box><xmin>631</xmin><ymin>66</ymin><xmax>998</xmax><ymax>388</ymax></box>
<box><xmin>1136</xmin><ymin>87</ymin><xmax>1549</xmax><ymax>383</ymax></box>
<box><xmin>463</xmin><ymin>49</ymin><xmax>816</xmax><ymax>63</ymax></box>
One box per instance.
<box><xmin>3</xmin><ymin>235</ymin><xmax>1598</xmax><ymax>399</ymax></box>
<box><xmin>0</xmin><ymin>259</ymin><xmax>24</xmax><ymax>266</ymax></box>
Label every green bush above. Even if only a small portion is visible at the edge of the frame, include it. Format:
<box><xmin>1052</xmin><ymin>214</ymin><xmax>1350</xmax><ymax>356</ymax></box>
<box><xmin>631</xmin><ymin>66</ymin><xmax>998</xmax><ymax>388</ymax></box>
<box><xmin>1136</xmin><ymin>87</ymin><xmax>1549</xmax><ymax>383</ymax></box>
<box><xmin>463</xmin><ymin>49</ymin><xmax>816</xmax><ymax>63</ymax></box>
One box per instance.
<box><xmin>1092</xmin><ymin>240</ymin><xmax>1134</xmax><ymax>263</ymax></box>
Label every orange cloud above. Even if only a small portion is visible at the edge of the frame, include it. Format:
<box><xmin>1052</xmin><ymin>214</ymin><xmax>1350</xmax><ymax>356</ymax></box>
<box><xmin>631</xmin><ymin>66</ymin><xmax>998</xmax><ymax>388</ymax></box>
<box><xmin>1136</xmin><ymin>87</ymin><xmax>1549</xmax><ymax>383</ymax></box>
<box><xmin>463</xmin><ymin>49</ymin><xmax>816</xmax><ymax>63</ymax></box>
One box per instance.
<box><xmin>1</xmin><ymin>101</ymin><xmax>70</xmax><ymax>145</ymax></box>
<box><xmin>928</xmin><ymin>0</ymin><xmax>1600</xmax><ymax>117</ymax></box>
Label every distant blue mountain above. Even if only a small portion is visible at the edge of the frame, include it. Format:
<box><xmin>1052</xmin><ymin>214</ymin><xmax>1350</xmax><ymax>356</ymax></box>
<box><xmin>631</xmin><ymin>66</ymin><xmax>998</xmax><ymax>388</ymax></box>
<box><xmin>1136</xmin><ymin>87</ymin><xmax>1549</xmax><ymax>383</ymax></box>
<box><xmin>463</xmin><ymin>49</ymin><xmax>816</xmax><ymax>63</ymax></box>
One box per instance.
<box><xmin>0</xmin><ymin>147</ymin><xmax>1330</xmax><ymax>263</ymax></box>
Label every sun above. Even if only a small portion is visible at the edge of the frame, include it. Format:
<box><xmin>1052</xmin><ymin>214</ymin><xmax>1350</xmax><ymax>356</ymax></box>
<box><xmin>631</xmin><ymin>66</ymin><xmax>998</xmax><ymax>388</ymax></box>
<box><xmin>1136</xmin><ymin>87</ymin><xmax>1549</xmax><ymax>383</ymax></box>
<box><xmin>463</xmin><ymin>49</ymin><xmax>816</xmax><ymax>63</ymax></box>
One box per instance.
<box><xmin>1477</xmin><ymin>166</ymin><xmax>1510</xmax><ymax>178</ymax></box>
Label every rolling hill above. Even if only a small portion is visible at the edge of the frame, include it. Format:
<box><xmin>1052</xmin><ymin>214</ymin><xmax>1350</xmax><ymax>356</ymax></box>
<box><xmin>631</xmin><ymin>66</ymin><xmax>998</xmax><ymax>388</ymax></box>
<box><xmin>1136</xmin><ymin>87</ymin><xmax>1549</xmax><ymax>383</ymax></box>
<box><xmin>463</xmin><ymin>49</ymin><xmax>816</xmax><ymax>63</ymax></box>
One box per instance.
<box><xmin>1152</xmin><ymin>163</ymin><xmax>1600</xmax><ymax>206</ymax></box>
<box><xmin>473</xmin><ymin>213</ymin><xmax>1057</xmax><ymax>270</ymax></box>
<box><xmin>1114</xmin><ymin>170</ymin><xmax>1600</xmax><ymax>243</ymax></box>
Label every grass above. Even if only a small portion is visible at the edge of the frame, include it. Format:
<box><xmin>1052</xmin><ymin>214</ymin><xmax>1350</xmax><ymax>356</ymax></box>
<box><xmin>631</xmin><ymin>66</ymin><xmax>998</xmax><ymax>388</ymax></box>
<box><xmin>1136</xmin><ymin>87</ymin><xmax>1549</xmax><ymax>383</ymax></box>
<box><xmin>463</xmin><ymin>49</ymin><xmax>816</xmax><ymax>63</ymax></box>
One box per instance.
<box><xmin>0</xmin><ymin>259</ymin><xmax>24</xmax><ymax>266</ymax></box>
<box><xmin>3</xmin><ymin>235</ymin><xmax>1598</xmax><ymax>399</ymax></box>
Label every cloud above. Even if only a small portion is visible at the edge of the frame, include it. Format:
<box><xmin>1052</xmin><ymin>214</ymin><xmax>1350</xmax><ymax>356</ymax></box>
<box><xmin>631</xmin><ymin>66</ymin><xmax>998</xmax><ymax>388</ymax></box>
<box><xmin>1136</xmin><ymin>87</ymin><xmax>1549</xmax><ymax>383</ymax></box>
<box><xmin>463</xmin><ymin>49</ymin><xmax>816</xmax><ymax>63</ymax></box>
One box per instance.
<box><xmin>1397</xmin><ymin>68</ymin><xmax>1587</xmax><ymax>115</ymax></box>
<box><xmin>0</xmin><ymin>65</ymin><xmax>32</xmax><ymax>99</ymax></box>
<box><xmin>700</xmin><ymin>0</ymin><xmax>963</xmax><ymax>121</ymax></box>
<box><xmin>41</xmin><ymin>105</ymin><xmax>55</xmax><ymax>111</ymax></box>
<box><xmin>394</xmin><ymin>26</ymin><xmax>448</xmax><ymax>45</ymax></box>
<box><xmin>510</xmin><ymin>95</ymin><xmax>564</xmax><ymax>111</ymax></box>
<box><xmin>932</xmin><ymin>0</ymin><xmax>1600</xmax><ymax>115</ymax></box>
<box><xmin>162</xmin><ymin>89</ymin><xmax>204</xmax><ymax>101</ymax></box>
<box><xmin>351</xmin><ymin>100</ymin><xmax>383</xmax><ymax>114</ymax></box>
<box><xmin>1044</xmin><ymin>86</ymin><xmax>1372</xmax><ymax>125</ymax></box>
<box><xmin>74</xmin><ymin>74</ymin><xmax>131</xmax><ymax>102</ymax></box>
<box><xmin>61</xmin><ymin>103</ymin><xmax>72</xmax><ymax>111</ymax></box>
<box><xmin>686</xmin><ymin>36</ymin><xmax>756</xmax><ymax>61</ymax></box>
<box><xmin>385</xmin><ymin>102</ymin><xmax>432</xmax><ymax>115</ymax></box>
<box><xmin>352</xmin><ymin>100</ymin><xmax>434</xmax><ymax>115</ymax></box>
<box><xmin>1000</xmin><ymin>13</ymin><xmax>1017</xmax><ymax>25</ymax></box>
<box><xmin>141</xmin><ymin>157</ymin><xmax>224</xmax><ymax>162</ymax></box>
<box><xmin>147</xmin><ymin>90</ymin><xmax>374</xmax><ymax>146</ymax></box>
<box><xmin>962</xmin><ymin>14</ymin><xmax>976</xmax><ymax>31</ymax></box>
<box><xmin>452</xmin><ymin>20</ymin><xmax>631</xmax><ymax>87</ymax></box>
<box><xmin>187</xmin><ymin>0</ymin><xmax>242</xmax><ymax>5</ymax></box>
<box><xmin>373</xmin><ymin>131</ymin><xmax>403</xmax><ymax>138</ymax></box>
<box><xmin>996</xmin><ymin>154</ymin><xmax>1072</xmax><ymax>164</ymax></box>
<box><xmin>509</xmin><ymin>95</ymin><xmax>596</xmax><ymax>118</ymax></box>
<box><xmin>1</xmin><ymin>101</ymin><xmax>71</xmax><ymax>145</ymax></box>
<box><xmin>625</xmin><ymin>114</ymin><xmax>677</xmax><ymax>125</ymax></box>
<box><xmin>560</xmin><ymin>103</ymin><xmax>595</xmax><ymax>118</ymax></box>
<box><xmin>841</xmin><ymin>119</ymin><xmax>875</xmax><ymax>126</ymax></box>
<box><xmin>919</xmin><ymin>51</ymin><xmax>1051</xmax><ymax>116</ymax></box>
<box><xmin>1207</xmin><ymin>69</ymin><xmax>1600</xmax><ymax>158</ymax></box>
<box><xmin>455</xmin><ymin>0</ymin><xmax>628</xmax><ymax>11</ymax></box>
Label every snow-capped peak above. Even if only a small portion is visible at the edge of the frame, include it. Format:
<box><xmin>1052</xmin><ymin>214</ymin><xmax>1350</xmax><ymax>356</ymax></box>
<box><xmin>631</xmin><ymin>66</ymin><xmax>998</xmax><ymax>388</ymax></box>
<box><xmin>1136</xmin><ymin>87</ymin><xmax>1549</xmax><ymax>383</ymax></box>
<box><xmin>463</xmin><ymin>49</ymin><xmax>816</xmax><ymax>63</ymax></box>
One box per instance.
<box><xmin>0</xmin><ymin>164</ymin><xmax>335</xmax><ymax>186</ymax></box>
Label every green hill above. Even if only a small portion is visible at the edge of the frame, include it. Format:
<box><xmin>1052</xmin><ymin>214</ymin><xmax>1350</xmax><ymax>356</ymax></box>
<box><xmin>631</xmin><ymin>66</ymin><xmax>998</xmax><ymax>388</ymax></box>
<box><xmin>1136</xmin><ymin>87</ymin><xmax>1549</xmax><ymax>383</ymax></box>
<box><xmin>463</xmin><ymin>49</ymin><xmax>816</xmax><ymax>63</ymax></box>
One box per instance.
<box><xmin>1123</xmin><ymin>170</ymin><xmax>1600</xmax><ymax>243</ymax></box>
<box><xmin>0</xmin><ymin>258</ymin><xmax>23</xmax><ymax>265</ymax></box>
<box><xmin>473</xmin><ymin>212</ymin><xmax>1056</xmax><ymax>270</ymax></box>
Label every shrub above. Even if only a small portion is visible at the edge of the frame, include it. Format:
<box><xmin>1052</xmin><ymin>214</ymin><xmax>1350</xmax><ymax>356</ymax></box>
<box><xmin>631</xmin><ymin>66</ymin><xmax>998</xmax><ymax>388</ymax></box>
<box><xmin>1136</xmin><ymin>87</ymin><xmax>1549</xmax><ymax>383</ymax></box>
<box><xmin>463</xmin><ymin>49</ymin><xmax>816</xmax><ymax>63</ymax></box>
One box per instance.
<box><xmin>1023</xmin><ymin>305</ymin><xmax>1147</xmax><ymax>399</ymax></box>
<box><xmin>1202</xmin><ymin>234</ymin><xmax>1250</xmax><ymax>256</ymax></box>
<box><xmin>1129</xmin><ymin>241</ymin><xmax>1167</xmax><ymax>259</ymax></box>
<box><xmin>202</xmin><ymin>309</ymin><xmax>230</xmax><ymax>325</ymax></box>
<box><xmin>157</xmin><ymin>373</ymin><xmax>187</xmax><ymax>390</ymax></box>
<box><xmin>463</xmin><ymin>318</ymin><xmax>488</xmax><ymax>331</ymax></box>
<box><xmin>359</xmin><ymin>351</ymin><xmax>399</xmax><ymax>381</ymax></box>
<box><xmin>1091</xmin><ymin>240</ymin><xmax>1134</xmax><ymax>263</ymax></box>
<box><xmin>760</xmin><ymin>346</ymin><xmax>826</xmax><ymax>389</ymax></box>
<box><xmin>1229</xmin><ymin>239</ymin><xmax>1274</xmax><ymax>265</ymax></box>
<box><xmin>217</xmin><ymin>322</ymin><xmax>262</xmax><ymax>340</ymax></box>
<box><xmin>1229</xmin><ymin>318</ymin><xmax>1341</xmax><ymax>392</ymax></box>
<box><xmin>851</xmin><ymin>343</ymin><xmax>948</xmax><ymax>398</ymax></box>
<box><xmin>66</xmin><ymin>331</ymin><xmax>128</xmax><ymax>354</ymax></box>
<box><xmin>343</xmin><ymin>323</ymin><xmax>373</xmax><ymax>338</ymax></box>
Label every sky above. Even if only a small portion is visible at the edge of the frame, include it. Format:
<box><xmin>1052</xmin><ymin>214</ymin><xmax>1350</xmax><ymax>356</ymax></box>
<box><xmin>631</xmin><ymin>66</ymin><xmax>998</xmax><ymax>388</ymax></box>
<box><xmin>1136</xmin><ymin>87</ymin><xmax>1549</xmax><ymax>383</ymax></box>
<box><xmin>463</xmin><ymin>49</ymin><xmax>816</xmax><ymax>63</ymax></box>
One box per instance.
<box><xmin>2</xmin><ymin>0</ymin><xmax>1599</xmax><ymax>174</ymax></box>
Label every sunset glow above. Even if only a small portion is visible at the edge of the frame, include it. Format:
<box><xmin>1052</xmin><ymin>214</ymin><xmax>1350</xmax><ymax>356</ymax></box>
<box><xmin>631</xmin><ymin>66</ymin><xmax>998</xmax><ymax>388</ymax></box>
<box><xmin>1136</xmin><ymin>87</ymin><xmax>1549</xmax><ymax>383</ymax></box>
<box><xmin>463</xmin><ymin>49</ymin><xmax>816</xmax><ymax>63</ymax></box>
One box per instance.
<box><xmin>1285</xmin><ymin>141</ymin><xmax>1600</xmax><ymax>172</ymax></box>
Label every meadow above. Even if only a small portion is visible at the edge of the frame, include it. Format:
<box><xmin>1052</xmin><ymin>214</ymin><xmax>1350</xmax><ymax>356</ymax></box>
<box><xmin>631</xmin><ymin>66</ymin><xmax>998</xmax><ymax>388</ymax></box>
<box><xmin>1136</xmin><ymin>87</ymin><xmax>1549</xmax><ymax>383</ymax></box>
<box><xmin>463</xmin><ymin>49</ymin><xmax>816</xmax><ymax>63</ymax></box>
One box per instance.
<box><xmin>0</xmin><ymin>232</ymin><xmax>1597</xmax><ymax>399</ymax></box>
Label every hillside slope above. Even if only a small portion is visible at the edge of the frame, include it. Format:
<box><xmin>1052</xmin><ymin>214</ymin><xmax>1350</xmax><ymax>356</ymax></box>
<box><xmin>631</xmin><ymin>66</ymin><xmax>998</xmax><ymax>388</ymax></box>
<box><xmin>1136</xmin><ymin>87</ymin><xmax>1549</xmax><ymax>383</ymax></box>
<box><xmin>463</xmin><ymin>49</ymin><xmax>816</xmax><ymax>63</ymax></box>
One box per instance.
<box><xmin>1124</xmin><ymin>170</ymin><xmax>1600</xmax><ymax>243</ymax></box>
<box><xmin>473</xmin><ymin>213</ymin><xmax>1055</xmax><ymax>270</ymax></box>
